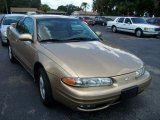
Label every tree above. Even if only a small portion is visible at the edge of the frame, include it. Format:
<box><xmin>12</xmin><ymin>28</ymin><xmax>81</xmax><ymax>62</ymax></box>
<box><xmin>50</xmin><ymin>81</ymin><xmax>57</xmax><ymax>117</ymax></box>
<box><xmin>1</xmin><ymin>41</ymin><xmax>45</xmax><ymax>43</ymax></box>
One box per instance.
<box><xmin>93</xmin><ymin>0</ymin><xmax>156</xmax><ymax>16</ymax></box>
<box><xmin>81</xmin><ymin>2</ymin><xmax>89</xmax><ymax>14</ymax></box>
<box><xmin>57</xmin><ymin>4</ymin><xmax>82</xmax><ymax>15</ymax></box>
<box><xmin>39</xmin><ymin>4</ymin><xmax>51</xmax><ymax>13</ymax></box>
<box><xmin>0</xmin><ymin>0</ymin><xmax>41</xmax><ymax>13</ymax></box>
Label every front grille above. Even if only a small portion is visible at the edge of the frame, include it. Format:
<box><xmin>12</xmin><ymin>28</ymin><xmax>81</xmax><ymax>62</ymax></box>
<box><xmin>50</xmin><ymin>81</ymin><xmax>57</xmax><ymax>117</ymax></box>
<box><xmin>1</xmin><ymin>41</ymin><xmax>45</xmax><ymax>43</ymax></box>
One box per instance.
<box><xmin>155</xmin><ymin>28</ymin><xmax>160</xmax><ymax>31</ymax></box>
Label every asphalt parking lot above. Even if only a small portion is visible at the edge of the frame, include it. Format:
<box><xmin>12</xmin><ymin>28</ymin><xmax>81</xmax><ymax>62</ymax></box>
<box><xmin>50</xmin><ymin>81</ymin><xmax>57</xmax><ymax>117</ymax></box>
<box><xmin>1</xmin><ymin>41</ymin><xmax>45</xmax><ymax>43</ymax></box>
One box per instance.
<box><xmin>0</xmin><ymin>26</ymin><xmax>160</xmax><ymax>120</ymax></box>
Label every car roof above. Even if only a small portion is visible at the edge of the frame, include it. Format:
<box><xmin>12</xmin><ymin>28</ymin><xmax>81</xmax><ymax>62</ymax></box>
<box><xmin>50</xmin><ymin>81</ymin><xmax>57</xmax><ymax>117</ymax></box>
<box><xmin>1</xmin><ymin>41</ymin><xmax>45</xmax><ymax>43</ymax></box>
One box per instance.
<box><xmin>29</xmin><ymin>14</ymin><xmax>77</xmax><ymax>20</ymax></box>
<box><xmin>4</xmin><ymin>14</ymin><xmax>25</xmax><ymax>17</ymax></box>
<box><xmin>117</xmin><ymin>17</ymin><xmax>142</xmax><ymax>19</ymax></box>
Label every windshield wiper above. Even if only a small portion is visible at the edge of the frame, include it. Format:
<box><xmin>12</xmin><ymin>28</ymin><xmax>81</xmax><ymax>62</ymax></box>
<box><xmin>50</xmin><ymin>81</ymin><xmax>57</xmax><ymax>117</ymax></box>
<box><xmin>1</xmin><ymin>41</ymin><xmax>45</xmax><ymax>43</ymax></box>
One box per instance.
<box><xmin>39</xmin><ymin>39</ymin><xmax>64</xmax><ymax>43</ymax></box>
<box><xmin>67</xmin><ymin>37</ymin><xmax>98</xmax><ymax>41</ymax></box>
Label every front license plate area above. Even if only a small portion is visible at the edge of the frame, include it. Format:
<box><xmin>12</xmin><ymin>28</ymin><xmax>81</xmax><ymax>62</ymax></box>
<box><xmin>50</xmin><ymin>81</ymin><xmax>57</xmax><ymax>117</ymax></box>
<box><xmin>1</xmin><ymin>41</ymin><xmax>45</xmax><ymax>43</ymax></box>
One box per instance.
<box><xmin>120</xmin><ymin>86</ymin><xmax>139</xmax><ymax>101</ymax></box>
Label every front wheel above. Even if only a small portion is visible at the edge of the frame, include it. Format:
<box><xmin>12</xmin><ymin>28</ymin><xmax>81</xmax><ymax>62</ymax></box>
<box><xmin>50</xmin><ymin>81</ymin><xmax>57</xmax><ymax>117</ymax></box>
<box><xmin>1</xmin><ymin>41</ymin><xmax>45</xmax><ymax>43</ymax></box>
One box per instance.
<box><xmin>1</xmin><ymin>40</ymin><xmax>5</xmax><ymax>46</ymax></box>
<box><xmin>8</xmin><ymin>44</ymin><xmax>16</xmax><ymax>62</ymax></box>
<box><xmin>112</xmin><ymin>26</ymin><xmax>117</xmax><ymax>33</ymax></box>
<box><xmin>135</xmin><ymin>29</ymin><xmax>143</xmax><ymax>37</ymax></box>
<box><xmin>38</xmin><ymin>68</ymin><xmax>53</xmax><ymax>106</ymax></box>
<box><xmin>0</xmin><ymin>34</ymin><xmax>5</xmax><ymax>46</ymax></box>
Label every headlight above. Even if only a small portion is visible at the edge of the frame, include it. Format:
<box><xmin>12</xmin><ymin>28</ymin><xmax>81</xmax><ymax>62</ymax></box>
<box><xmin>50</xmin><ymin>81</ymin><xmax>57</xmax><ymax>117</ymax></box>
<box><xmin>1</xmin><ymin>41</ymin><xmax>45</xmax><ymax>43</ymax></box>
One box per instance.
<box><xmin>144</xmin><ymin>27</ymin><xmax>154</xmax><ymax>31</ymax></box>
<box><xmin>135</xmin><ymin>66</ymin><xmax>145</xmax><ymax>79</ymax></box>
<box><xmin>62</xmin><ymin>77</ymin><xmax>113</xmax><ymax>87</ymax></box>
<box><xmin>3</xmin><ymin>31</ymin><xmax>7</xmax><ymax>36</ymax></box>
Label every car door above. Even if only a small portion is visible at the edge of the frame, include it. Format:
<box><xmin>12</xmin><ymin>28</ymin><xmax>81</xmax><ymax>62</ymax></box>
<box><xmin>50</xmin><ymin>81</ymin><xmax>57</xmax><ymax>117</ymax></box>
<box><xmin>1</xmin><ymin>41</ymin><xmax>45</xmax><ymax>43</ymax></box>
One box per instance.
<box><xmin>123</xmin><ymin>18</ymin><xmax>134</xmax><ymax>33</ymax></box>
<box><xmin>9</xmin><ymin>18</ymin><xmax>25</xmax><ymax>57</ymax></box>
<box><xmin>116</xmin><ymin>17</ymin><xmax>125</xmax><ymax>31</ymax></box>
<box><xmin>15</xmin><ymin>17</ymin><xmax>36</xmax><ymax>72</ymax></box>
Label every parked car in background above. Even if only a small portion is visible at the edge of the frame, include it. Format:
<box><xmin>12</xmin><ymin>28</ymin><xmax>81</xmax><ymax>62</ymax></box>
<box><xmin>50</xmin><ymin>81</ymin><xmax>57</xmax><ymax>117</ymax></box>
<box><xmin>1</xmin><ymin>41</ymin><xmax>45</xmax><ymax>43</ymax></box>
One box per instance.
<box><xmin>146</xmin><ymin>18</ymin><xmax>160</xmax><ymax>26</ymax></box>
<box><xmin>81</xmin><ymin>17</ymin><xmax>95</xmax><ymax>26</ymax></box>
<box><xmin>7</xmin><ymin>15</ymin><xmax>151</xmax><ymax>111</ymax></box>
<box><xmin>107</xmin><ymin>17</ymin><xmax>160</xmax><ymax>37</ymax></box>
<box><xmin>0</xmin><ymin>14</ymin><xmax>24</xmax><ymax>46</ymax></box>
<box><xmin>95</xmin><ymin>16</ymin><xmax>113</xmax><ymax>26</ymax></box>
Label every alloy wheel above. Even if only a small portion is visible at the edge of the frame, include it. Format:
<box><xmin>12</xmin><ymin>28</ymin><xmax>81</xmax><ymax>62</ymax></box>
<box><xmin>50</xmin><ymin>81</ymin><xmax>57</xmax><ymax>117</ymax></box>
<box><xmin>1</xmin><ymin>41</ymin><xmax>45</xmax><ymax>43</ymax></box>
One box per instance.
<box><xmin>136</xmin><ymin>30</ymin><xmax>142</xmax><ymax>37</ymax></box>
<box><xmin>112</xmin><ymin>26</ymin><xmax>117</xmax><ymax>32</ymax></box>
<box><xmin>8</xmin><ymin>45</ymin><xmax>12</xmax><ymax>60</ymax></box>
<box><xmin>39</xmin><ymin>75</ymin><xmax>46</xmax><ymax>100</ymax></box>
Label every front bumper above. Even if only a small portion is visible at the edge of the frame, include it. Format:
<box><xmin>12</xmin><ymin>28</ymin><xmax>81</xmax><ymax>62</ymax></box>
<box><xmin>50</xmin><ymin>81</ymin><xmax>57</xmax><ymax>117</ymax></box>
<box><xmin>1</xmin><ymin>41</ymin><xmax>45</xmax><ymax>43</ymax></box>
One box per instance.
<box><xmin>1</xmin><ymin>33</ymin><xmax>7</xmax><ymax>43</ymax></box>
<box><xmin>48</xmin><ymin>71</ymin><xmax>151</xmax><ymax>111</ymax></box>
<box><xmin>143</xmin><ymin>31</ymin><xmax>160</xmax><ymax>35</ymax></box>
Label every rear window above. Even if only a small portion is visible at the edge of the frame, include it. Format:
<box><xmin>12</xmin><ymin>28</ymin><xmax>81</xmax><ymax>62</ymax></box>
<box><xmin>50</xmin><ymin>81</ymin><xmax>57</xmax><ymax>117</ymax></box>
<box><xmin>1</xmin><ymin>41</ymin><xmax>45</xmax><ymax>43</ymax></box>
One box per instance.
<box><xmin>146</xmin><ymin>19</ymin><xmax>154</xmax><ymax>23</ymax></box>
<box><xmin>3</xmin><ymin>16</ymin><xmax>23</xmax><ymax>25</ymax></box>
<box><xmin>131</xmin><ymin>18</ymin><xmax>147</xmax><ymax>24</ymax></box>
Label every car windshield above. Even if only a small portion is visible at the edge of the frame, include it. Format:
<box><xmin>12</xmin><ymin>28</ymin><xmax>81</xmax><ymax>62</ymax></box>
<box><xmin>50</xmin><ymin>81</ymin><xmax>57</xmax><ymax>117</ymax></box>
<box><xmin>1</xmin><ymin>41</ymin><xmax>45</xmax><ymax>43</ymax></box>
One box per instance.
<box><xmin>37</xmin><ymin>18</ymin><xmax>99</xmax><ymax>42</ymax></box>
<box><xmin>3</xmin><ymin>16</ymin><xmax>23</xmax><ymax>25</ymax></box>
<box><xmin>131</xmin><ymin>18</ymin><xmax>147</xmax><ymax>24</ymax></box>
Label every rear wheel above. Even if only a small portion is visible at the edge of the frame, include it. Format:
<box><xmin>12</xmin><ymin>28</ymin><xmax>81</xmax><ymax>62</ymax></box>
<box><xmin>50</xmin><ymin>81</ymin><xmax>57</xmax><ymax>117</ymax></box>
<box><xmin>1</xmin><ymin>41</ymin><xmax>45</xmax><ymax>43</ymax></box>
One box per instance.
<box><xmin>112</xmin><ymin>26</ymin><xmax>117</xmax><ymax>33</ymax></box>
<box><xmin>38</xmin><ymin>68</ymin><xmax>53</xmax><ymax>106</ymax></box>
<box><xmin>135</xmin><ymin>29</ymin><xmax>143</xmax><ymax>37</ymax></box>
<box><xmin>8</xmin><ymin>44</ymin><xmax>16</xmax><ymax>62</ymax></box>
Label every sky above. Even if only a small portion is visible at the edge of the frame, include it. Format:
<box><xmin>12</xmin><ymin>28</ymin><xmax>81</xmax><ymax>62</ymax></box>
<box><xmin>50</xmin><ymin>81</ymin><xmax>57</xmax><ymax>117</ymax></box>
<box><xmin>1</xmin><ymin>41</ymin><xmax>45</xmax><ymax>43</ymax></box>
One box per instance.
<box><xmin>41</xmin><ymin>0</ymin><xmax>93</xmax><ymax>11</ymax></box>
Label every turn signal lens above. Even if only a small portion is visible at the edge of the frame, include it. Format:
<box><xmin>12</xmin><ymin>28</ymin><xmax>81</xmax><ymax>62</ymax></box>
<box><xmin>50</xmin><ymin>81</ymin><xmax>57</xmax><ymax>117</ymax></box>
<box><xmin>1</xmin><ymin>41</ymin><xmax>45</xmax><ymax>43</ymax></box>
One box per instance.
<box><xmin>62</xmin><ymin>78</ymin><xmax>76</xmax><ymax>86</ymax></box>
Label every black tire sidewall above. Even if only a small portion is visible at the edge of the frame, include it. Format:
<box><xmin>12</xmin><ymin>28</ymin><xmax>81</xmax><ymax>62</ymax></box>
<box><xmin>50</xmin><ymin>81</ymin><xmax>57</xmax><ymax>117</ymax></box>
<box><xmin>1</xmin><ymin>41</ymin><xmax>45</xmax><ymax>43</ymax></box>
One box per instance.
<box><xmin>1</xmin><ymin>41</ymin><xmax>5</xmax><ymax>46</ymax></box>
<box><xmin>38</xmin><ymin>68</ymin><xmax>53</xmax><ymax>106</ymax></box>
<box><xmin>8</xmin><ymin>44</ymin><xmax>15</xmax><ymax>62</ymax></box>
<box><xmin>112</xmin><ymin>26</ymin><xmax>117</xmax><ymax>33</ymax></box>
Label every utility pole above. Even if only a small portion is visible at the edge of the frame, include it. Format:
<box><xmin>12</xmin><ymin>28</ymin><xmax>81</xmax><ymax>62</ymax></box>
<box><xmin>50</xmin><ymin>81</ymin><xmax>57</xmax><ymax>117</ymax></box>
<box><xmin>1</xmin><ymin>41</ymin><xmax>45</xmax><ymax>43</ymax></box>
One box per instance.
<box><xmin>5</xmin><ymin>0</ymin><xmax>8</xmax><ymax>14</ymax></box>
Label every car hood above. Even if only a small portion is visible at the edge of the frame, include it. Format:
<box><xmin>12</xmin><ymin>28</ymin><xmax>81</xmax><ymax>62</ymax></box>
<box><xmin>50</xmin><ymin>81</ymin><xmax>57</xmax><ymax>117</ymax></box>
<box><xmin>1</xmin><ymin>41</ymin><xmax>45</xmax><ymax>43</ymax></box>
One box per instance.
<box><xmin>41</xmin><ymin>41</ymin><xmax>143</xmax><ymax>77</ymax></box>
<box><xmin>134</xmin><ymin>23</ymin><xmax>159</xmax><ymax>28</ymax></box>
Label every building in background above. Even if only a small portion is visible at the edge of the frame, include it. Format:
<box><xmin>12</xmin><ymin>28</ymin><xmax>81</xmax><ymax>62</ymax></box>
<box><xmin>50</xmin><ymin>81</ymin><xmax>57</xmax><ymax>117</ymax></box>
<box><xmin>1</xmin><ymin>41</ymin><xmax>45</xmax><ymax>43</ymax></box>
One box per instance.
<box><xmin>0</xmin><ymin>0</ymin><xmax>41</xmax><ymax>14</ymax></box>
<box><xmin>10</xmin><ymin>7</ymin><xmax>39</xmax><ymax>14</ymax></box>
<box><xmin>72</xmin><ymin>11</ymin><xmax>99</xmax><ymax>16</ymax></box>
<box><xmin>46</xmin><ymin>10</ymin><xmax>67</xmax><ymax>15</ymax></box>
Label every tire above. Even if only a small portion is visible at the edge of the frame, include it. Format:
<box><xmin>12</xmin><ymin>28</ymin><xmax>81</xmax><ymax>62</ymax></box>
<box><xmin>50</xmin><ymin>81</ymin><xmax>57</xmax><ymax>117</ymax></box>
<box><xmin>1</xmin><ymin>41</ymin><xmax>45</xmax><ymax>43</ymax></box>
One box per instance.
<box><xmin>135</xmin><ymin>29</ymin><xmax>143</xmax><ymax>37</ymax></box>
<box><xmin>8</xmin><ymin>44</ymin><xmax>16</xmax><ymax>62</ymax></box>
<box><xmin>112</xmin><ymin>26</ymin><xmax>117</xmax><ymax>33</ymax></box>
<box><xmin>1</xmin><ymin>41</ymin><xmax>5</xmax><ymax>46</ymax></box>
<box><xmin>38</xmin><ymin>67</ymin><xmax>53</xmax><ymax>106</ymax></box>
<box><xmin>102</xmin><ymin>22</ymin><xmax>105</xmax><ymax>26</ymax></box>
<box><xmin>0</xmin><ymin>34</ymin><xmax>5</xmax><ymax>46</ymax></box>
<box><xmin>152</xmin><ymin>35</ymin><xmax>157</xmax><ymax>38</ymax></box>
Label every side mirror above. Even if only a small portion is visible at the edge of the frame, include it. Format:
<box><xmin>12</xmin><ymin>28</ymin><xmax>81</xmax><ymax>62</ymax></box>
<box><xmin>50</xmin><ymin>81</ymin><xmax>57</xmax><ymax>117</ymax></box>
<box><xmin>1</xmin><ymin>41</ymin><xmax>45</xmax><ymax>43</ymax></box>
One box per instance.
<box><xmin>96</xmin><ymin>31</ymin><xmax>102</xmax><ymax>38</ymax></box>
<box><xmin>11</xmin><ymin>23</ymin><xmax>16</xmax><ymax>28</ymax></box>
<box><xmin>19</xmin><ymin>34</ymin><xmax>33</xmax><ymax>41</ymax></box>
<box><xmin>128</xmin><ymin>22</ymin><xmax>131</xmax><ymax>24</ymax></box>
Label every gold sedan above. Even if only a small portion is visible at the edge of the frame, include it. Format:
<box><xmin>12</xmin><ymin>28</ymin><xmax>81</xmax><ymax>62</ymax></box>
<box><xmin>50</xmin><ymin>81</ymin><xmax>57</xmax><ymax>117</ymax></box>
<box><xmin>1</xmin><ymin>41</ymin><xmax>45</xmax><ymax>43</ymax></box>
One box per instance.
<box><xmin>7</xmin><ymin>15</ymin><xmax>151</xmax><ymax>111</ymax></box>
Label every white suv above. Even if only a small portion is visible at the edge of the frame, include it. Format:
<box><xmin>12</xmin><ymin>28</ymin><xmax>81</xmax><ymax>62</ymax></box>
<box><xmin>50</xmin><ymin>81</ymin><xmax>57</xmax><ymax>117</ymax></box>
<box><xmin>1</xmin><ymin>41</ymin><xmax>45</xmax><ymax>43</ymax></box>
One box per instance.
<box><xmin>107</xmin><ymin>17</ymin><xmax>160</xmax><ymax>37</ymax></box>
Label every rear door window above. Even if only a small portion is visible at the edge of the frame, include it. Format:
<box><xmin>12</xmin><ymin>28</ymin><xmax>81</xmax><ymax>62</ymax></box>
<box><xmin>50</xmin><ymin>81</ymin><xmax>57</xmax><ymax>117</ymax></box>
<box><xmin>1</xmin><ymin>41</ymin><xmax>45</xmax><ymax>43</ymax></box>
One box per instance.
<box><xmin>118</xmin><ymin>18</ymin><xmax>124</xmax><ymax>23</ymax></box>
<box><xmin>124</xmin><ymin>18</ymin><xmax>132</xmax><ymax>24</ymax></box>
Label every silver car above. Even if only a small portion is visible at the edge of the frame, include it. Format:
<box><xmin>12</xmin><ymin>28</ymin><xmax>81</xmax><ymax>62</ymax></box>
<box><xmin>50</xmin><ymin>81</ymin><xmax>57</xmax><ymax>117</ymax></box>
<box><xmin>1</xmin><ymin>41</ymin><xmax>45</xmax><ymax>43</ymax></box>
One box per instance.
<box><xmin>0</xmin><ymin>14</ymin><xmax>24</xmax><ymax>46</ymax></box>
